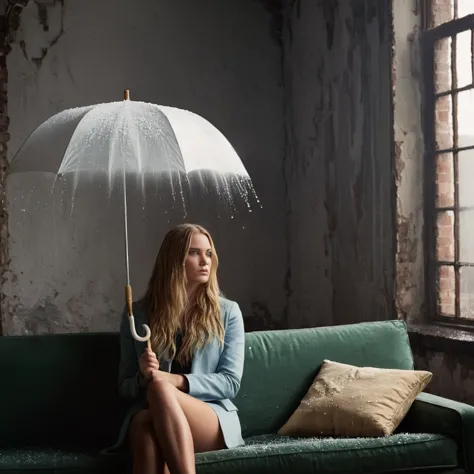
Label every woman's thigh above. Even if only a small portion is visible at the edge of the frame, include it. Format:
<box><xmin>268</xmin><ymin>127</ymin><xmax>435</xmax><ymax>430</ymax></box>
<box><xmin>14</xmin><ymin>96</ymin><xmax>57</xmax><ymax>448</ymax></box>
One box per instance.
<box><xmin>175</xmin><ymin>389</ymin><xmax>225</xmax><ymax>453</ymax></box>
<box><xmin>148</xmin><ymin>379</ymin><xmax>225</xmax><ymax>453</ymax></box>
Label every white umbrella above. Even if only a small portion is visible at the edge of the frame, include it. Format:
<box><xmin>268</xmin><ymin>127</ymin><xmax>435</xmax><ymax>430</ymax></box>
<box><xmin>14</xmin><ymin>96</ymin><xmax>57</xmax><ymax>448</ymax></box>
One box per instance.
<box><xmin>8</xmin><ymin>90</ymin><xmax>257</xmax><ymax>346</ymax></box>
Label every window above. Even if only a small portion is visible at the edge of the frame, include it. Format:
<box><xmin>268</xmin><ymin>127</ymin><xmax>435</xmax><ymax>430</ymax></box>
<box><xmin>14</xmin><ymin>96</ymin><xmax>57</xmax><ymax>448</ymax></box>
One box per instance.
<box><xmin>423</xmin><ymin>0</ymin><xmax>474</xmax><ymax>324</ymax></box>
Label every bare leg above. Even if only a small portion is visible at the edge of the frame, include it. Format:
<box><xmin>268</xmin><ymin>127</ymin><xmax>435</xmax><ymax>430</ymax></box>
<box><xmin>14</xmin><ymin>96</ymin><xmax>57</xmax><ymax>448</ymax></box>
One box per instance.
<box><xmin>146</xmin><ymin>378</ymin><xmax>224</xmax><ymax>474</ymax></box>
<box><xmin>129</xmin><ymin>409</ymin><xmax>169</xmax><ymax>474</ymax></box>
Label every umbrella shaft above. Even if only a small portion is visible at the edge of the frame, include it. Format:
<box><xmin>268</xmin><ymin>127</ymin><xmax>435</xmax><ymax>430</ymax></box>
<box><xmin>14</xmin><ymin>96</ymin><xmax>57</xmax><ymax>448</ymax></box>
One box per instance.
<box><xmin>123</xmin><ymin>170</ymin><xmax>131</xmax><ymax>286</ymax></box>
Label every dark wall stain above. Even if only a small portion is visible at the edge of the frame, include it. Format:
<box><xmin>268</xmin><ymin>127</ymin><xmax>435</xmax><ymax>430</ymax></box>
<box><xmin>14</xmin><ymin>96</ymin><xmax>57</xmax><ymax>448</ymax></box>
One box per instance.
<box><xmin>5</xmin><ymin>0</ymin><xmax>28</xmax><ymax>44</ymax></box>
<box><xmin>34</xmin><ymin>0</ymin><xmax>48</xmax><ymax>31</ymax></box>
<box><xmin>410</xmin><ymin>328</ymin><xmax>474</xmax><ymax>406</ymax></box>
<box><xmin>288</xmin><ymin>0</ymin><xmax>301</xmax><ymax>18</ymax></box>
<box><xmin>321</xmin><ymin>0</ymin><xmax>338</xmax><ymax>50</ymax></box>
<box><xmin>245</xmin><ymin>300</ymin><xmax>288</xmax><ymax>332</ymax></box>
<box><xmin>254</xmin><ymin>0</ymin><xmax>283</xmax><ymax>46</ymax></box>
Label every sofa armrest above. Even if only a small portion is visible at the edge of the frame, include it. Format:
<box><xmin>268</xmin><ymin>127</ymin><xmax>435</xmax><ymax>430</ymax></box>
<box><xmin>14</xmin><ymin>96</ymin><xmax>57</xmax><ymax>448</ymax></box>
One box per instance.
<box><xmin>403</xmin><ymin>392</ymin><xmax>474</xmax><ymax>473</ymax></box>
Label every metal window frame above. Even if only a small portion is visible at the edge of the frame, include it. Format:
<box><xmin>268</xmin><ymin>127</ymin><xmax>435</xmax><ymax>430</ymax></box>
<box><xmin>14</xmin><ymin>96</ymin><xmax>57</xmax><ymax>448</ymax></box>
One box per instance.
<box><xmin>423</xmin><ymin>13</ymin><xmax>474</xmax><ymax>328</ymax></box>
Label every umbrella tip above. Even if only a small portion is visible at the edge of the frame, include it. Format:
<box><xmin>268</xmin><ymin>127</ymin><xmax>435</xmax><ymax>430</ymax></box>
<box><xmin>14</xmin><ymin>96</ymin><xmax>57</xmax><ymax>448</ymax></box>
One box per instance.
<box><xmin>124</xmin><ymin>89</ymin><xmax>130</xmax><ymax>101</ymax></box>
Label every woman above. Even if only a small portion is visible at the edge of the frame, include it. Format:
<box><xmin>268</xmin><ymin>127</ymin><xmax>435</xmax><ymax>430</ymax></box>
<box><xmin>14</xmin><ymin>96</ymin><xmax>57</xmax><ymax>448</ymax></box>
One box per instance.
<box><xmin>116</xmin><ymin>223</ymin><xmax>245</xmax><ymax>474</ymax></box>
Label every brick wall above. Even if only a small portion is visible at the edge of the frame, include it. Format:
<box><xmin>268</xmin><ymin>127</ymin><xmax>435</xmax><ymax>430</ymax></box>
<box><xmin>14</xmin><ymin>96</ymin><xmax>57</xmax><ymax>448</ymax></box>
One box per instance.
<box><xmin>429</xmin><ymin>0</ymin><xmax>474</xmax><ymax>317</ymax></box>
<box><xmin>432</xmin><ymin>0</ymin><xmax>456</xmax><ymax>316</ymax></box>
<box><xmin>430</xmin><ymin>0</ymin><xmax>454</xmax><ymax>27</ymax></box>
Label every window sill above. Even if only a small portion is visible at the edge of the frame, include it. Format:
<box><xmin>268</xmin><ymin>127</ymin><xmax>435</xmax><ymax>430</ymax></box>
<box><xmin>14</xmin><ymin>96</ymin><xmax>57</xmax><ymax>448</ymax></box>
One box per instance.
<box><xmin>408</xmin><ymin>323</ymin><xmax>474</xmax><ymax>356</ymax></box>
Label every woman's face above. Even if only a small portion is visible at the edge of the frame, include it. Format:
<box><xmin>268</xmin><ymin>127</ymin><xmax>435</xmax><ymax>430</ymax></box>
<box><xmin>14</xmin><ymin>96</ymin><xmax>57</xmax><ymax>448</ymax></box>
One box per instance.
<box><xmin>184</xmin><ymin>232</ymin><xmax>212</xmax><ymax>287</ymax></box>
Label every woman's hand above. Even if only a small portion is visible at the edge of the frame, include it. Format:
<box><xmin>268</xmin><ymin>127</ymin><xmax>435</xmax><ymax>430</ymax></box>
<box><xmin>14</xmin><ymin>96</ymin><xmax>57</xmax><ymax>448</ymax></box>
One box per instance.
<box><xmin>139</xmin><ymin>348</ymin><xmax>160</xmax><ymax>381</ymax></box>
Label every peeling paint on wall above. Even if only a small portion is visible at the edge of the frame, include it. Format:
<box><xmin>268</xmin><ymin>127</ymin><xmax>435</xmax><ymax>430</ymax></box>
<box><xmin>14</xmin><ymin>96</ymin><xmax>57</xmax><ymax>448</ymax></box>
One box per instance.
<box><xmin>283</xmin><ymin>0</ymin><xmax>394</xmax><ymax>328</ymax></box>
<box><xmin>10</xmin><ymin>0</ymin><xmax>65</xmax><ymax>68</ymax></box>
<box><xmin>0</xmin><ymin>0</ymin><xmax>31</xmax><ymax>336</ymax></box>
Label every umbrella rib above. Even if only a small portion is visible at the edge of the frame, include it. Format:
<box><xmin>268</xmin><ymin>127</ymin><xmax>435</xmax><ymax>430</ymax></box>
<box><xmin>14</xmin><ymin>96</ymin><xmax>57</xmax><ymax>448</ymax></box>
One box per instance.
<box><xmin>104</xmin><ymin>104</ymin><xmax>132</xmax><ymax>287</ymax></box>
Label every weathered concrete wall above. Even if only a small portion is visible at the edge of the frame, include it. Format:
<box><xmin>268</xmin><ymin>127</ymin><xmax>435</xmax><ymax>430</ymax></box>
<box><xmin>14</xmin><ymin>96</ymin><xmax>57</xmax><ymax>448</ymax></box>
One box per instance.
<box><xmin>410</xmin><ymin>328</ymin><xmax>474</xmax><ymax>405</ymax></box>
<box><xmin>415</xmin><ymin>350</ymin><xmax>474</xmax><ymax>405</ymax></box>
<box><xmin>283</xmin><ymin>0</ymin><xmax>394</xmax><ymax>328</ymax></box>
<box><xmin>3</xmin><ymin>0</ymin><xmax>287</xmax><ymax>334</ymax></box>
<box><xmin>392</xmin><ymin>0</ymin><xmax>425</xmax><ymax>325</ymax></box>
<box><xmin>0</xmin><ymin>2</ymin><xmax>12</xmax><ymax>336</ymax></box>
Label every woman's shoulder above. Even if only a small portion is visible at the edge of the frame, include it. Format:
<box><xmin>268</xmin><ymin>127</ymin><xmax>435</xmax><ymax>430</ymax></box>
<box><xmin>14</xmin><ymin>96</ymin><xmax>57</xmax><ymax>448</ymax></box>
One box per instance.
<box><xmin>218</xmin><ymin>295</ymin><xmax>242</xmax><ymax>319</ymax></box>
<box><xmin>219</xmin><ymin>294</ymin><xmax>235</xmax><ymax>309</ymax></box>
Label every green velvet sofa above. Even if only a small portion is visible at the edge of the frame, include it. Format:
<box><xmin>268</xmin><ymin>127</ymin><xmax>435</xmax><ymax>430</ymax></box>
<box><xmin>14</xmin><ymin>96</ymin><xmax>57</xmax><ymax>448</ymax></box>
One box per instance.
<box><xmin>0</xmin><ymin>319</ymin><xmax>472</xmax><ymax>474</ymax></box>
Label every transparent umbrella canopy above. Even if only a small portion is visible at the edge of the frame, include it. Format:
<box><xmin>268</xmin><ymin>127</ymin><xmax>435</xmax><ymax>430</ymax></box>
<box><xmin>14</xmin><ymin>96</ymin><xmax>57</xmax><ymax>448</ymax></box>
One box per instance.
<box><xmin>7</xmin><ymin>90</ymin><xmax>258</xmax><ymax>346</ymax></box>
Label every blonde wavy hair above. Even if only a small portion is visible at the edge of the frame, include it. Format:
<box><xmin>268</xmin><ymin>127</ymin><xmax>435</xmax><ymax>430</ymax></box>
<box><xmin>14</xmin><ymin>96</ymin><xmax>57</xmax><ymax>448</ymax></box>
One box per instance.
<box><xmin>144</xmin><ymin>223</ymin><xmax>224</xmax><ymax>363</ymax></box>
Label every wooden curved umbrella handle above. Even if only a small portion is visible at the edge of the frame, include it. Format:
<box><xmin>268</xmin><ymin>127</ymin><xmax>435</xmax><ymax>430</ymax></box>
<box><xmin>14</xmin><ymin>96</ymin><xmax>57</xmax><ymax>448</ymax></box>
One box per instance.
<box><xmin>126</xmin><ymin>284</ymin><xmax>151</xmax><ymax>349</ymax></box>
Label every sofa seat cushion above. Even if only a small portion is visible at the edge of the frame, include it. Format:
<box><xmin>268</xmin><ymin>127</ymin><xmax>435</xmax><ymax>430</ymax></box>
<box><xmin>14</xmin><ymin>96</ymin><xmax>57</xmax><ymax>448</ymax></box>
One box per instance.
<box><xmin>195</xmin><ymin>433</ymin><xmax>459</xmax><ymax>474</ymax></box>
<box><xmin>0</xmin><ymin>433</ymin><xmax>459</xmax><ymax>474</ymax></box>
<box><xmin>0</xmin><ymin>447</ymin><xmax>127</xmax><ymax>473</ymax></box>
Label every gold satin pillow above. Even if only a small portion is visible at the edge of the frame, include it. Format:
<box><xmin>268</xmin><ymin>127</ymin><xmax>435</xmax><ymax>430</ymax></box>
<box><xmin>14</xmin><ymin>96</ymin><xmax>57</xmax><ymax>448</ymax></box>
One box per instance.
<box><xmin>278</xmin><ymin>360</ymin><xmax>432</xmax><ymax>438</ymax></box>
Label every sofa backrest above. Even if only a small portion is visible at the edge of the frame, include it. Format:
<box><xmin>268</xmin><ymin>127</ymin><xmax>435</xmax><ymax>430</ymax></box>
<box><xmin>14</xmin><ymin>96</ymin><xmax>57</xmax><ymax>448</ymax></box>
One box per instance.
<box><xmin>0</xmin><ymin>332</ymin><xmax>125</xmax><ymax>449</ymax></box>
<box><xmin>234</xmin><ymin>320</ymin><xmax>413</xmax><ymax>438</ymax></box>
<box><xmin>0</xmin><ymin>320</ymin><xmax>413</xmax><ymax>448</ymax></box>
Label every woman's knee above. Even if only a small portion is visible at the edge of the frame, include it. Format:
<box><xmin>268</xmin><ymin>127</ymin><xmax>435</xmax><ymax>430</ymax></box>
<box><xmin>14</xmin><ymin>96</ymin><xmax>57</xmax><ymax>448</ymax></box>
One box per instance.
<box><xmin>146</xmin><ymin>377</ymin><xmax>175</xmax><ymax>406</ymax></box>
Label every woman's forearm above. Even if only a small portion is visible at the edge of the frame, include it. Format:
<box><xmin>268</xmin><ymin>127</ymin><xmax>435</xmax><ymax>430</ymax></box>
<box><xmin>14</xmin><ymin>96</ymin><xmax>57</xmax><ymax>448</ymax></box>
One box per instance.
<box><xmin>155</xmin><ymin>370</ymin><xmax>189</xmax><ymax>392</ymax></box>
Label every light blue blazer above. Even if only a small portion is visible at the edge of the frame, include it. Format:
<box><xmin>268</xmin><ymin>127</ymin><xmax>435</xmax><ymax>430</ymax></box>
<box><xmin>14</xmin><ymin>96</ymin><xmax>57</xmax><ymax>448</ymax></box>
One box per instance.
<box><xmin>114</xmin><ymin>296</ymin><xmax>245</xmax><ymax>450</ymax></box>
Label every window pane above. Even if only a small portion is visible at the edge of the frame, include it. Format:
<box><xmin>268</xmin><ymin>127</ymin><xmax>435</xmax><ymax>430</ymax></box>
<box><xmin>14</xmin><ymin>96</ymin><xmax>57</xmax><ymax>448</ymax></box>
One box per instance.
<box><xmin>460</xmin><ymin>209</ymin><xmax>474</xmax><ymax>262</ymax></box>
<box><xmin>457</xmin><ymin>88</ymin><xmax>474</xmax><ymax>148</ymax></box>
<box><xmin>436</xmin><ymin>153</ymin><xmax>454</xmax><ymax>207</ymax></box>
<box><xmin>437</xmin><ymin>211</ymin><xmax>455</xmax><ymax>261</ymax></box>
<box><xmin>437</xmin><ymin>265</ymin><xmax>455</xmax><ymax>316</ymax></box>
<box><xmin>460</xmin><ymin>266</ymin><xmax>474</xmax><ymax>318</ymax></box>
<box><xmin>458</xmin><ymin>150</ymin><xmax>474</xmax><ymax>206</ymax></box>
<box><xmin>459</xmin><ymin>0</ymin><xmax>474</xmax><ymax>18</ymax></box>
<box><xmin>436</xmin><ymin>95</ymin><xmax>453</xmax><ymax>150</ymax></box>
<box><xmin>435</xmin><ymin>37</ymin><xmax>452</xmax><ymax>93</ymax></box>
<box><xmin>456</xmin><ymin>30</ymin><xmax>472</xmax><ymax>89</ymax></box>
